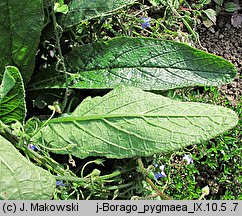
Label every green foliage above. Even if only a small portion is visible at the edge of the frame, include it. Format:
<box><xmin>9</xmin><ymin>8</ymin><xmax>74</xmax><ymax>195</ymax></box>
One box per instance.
<box><xmin>0</xmin><ymin>135</ymin><xmax>56</xmax><ymax>200</ymax></box>
<box><xmin>30</xmin><ymin>37</ymin><xmax>236</xmax><ymax>90</ymax></box>
<box><xmin>0</xmin><ymin>0</ymin><xmax>45</xmax><ymax>83</ymax></box>
<box><xmin>213</xmin><ymin>0</ymin><xmax>241</xmax><ymax>13</ymax></box>
<box><xmin>166</xmin><ymin>87</ymin><xmax>242</xmax><ymax>200</ymax></box>
<box><xmin>54</xmin><ymin>0</ymin><xmax>68</xmax><ymax>14</ymax></box>
<box><xmin>0</xmin><ymin>0</ymin><xmax>240</xmax><ymax>200</ymax></box>
<box><xmin>203</xmin><ymin>8</ymin><xmax>217</xmax><ymax>24</ymax></box>
<box><xmin>0</xmin><ymin>66</ymin><xmax>26</xmax><ymax>124</ymax></box>
<box><xmin>224</xmin><ymin>2</ymin><xmax>241</xmax><ymax>12</ymax></box>
<box><xmin>32</xmin><ymin>86</ymin><xmax>238</xmax><ymax>159</ymax></box>
<box><xmin>60</xmin><ymin>0</ymin><xmax>137</xmax><ymax>28</ymax></box>
<box><xmin>213</xmin><ymin>0</ymin><xmax>223</xmax><ymax>6</ymax></box>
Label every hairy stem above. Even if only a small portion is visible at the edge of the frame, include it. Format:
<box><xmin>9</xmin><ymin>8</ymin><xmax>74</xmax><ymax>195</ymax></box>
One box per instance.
<box><xmin>137</xmin><ymin>158</ymin><xmax>171</xmax><ymax>200</ymax></box>
<box><xmin>0</xmin><ymin>121</ymin><xmax>19</xmax><ymax>145</ymax></box>
<box><xmin>54</xmin><ymin>170</ymin><xmax>123</xmax><ymax>186</ymax></box>
<box><xmin>51</xmin><ymin>0</ymin><xmax>69</xmax><ymax>112</ymax></box>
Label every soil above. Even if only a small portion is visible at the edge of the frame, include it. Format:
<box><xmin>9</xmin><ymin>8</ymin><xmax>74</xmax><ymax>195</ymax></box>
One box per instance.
<box><xmin>194</xmin><ymin>14</ymin><xmax>241</xmax><ymax>198</ymax></box>
<box><xmin>197</xmin><ymin>13</ymin><xmax>242</xmax><ymax>107</ymax></box>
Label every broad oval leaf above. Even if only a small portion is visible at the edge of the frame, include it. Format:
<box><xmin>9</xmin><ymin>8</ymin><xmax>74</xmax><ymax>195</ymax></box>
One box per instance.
<box><xmin>29</xmin><ymin>37</ymin><xmax>237</xmax><ymax>91</ymax></box>
<box><xmin>0</xmin><ymin>0</ymin><xmax>44</xmax><ymax>83</ymax></box>
<box><xmin>61</xmin><ymin>0</ymin><xmax>136</xmax><ymax>28</ymax></box>
<box><xmin>0</xmin><ymin>66</ymin><xmax>26</xmax><ymax>124</ymax></box>
<box><xmin>31</xmin><ymin>86</ymin><xmax>238</xmax><ymax>159</ymax></box>
<box><xmin>0</xmin><ymin>135</ymin><xmax>56</xmax><ymax>200</ymax></box>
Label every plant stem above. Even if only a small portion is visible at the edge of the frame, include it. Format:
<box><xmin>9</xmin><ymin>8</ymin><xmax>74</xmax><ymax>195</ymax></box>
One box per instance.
<box><xmin>54</xmin><ymin>170</ymin><xmax>122</xmax><ymax>186</ymax></box>
<box><xmin>105</xmin><ymin>182</ymin><xmax>134</xmax><ymax>190</ymax></box>
<box><xmin>198</xmin><ymin>194</ymin><xmax>205</xmax><ymax>200</ymax></box>
<box><xmin>0</xmin><ymin>121</ymin><xmax>19</xmax><ymax>145</ymax></box>
<box><xmin>146</xmin><ymin>177</ymin><xmax>171</xmax><ymax>200</ymax></box>
<box><xmin>54</xmin><ymin>175</ymin><xmax>88</xmax><ymax>185</ymax></box>
<box><xmin>137</xmin><ymin>158</ymin><xmax>171</xmax><ymax>200</ymax></box>
<box><xmin>24</xmin><ymin>147</ymin><xmax>76</xmax><ymax>176</ymax></box>
<box><xmin>0</xmin><ymin>120</ymin><xmax>75</xmax><ymax>177</ymax></box>
<box><xmin>167</xmin><ymin>2</ymin><xmax>203</xmax><ymax>47</ymax></box>
<box><xmin>51</xmin><ymin>0</ymin><xmax>69</xmax><ymax>112</ymax></box>
<box><xmin>30</xmin><ymin>109</ymin><xmax>55</xmax><ymax>138</ymax></box>
<box><xmin>97</xmin><ymin>170</ymin><xmax>122</xmax><ymax>180</ymax></box>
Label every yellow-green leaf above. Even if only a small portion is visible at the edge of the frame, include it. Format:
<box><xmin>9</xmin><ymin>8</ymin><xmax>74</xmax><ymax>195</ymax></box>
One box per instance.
<box><xmin>0</xmin><ymin>135</ymin><xmax>55</xmax><ymax>200</ymax></box>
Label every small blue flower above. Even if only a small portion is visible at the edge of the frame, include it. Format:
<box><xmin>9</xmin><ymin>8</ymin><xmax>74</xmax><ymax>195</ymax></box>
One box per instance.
<box><xmin>154</xmin><ymin>172</ymin><xmax>167</xmax><ymax>180</ymax></box>
<box><xmin>28</xmin><ymin>143</ymin><xmax>39</xmax><ymax>151</ymax></box>
<box><xmin>56</xmin><ymin>180</ymin><xmax>66</xmax><ymax>187</ymax></box>
<box><xmin>140</xmin><ymin>17</ymin><xmax>151</xmax><ymax>29</ymax></box>
<box><xmin>183</xmin><ymin>154</ymin><xmax>193</xmax><ymax>164</ymax></box>
<box><xmin>153</xmin><ymin>163</ymin><xmax>158</xmax><ymax>168</ymax></box>
<box><xmin>154</xmin><ymin>164</ymin><xmax>167</xmax><ymax>180</ymax></box>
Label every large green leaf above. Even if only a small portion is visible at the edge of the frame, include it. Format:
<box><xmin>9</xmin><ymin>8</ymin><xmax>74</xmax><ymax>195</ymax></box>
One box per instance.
<box><xmin>0</xmin><ymin>66</ymin><xmax>26</xmax><ymax>124</ymax></box>
<box><xmin>0</xmin><ymin>135</ymin><xmax>55</xmax><ymax>200</ymax></box>
<box><xmin>0</xmin><ymin>0</ymin><xmax>44</xmax><ymax>83</ymax></box>
<box><xmin>61</xmin><ymin>0</ymin><xmax>136</xmax><ymax>28</ymax></box>
<box><xmin>31</xmin><ymin>86</ymin><xmax>238</xmax><ymax>159</ymax></box>
<box><xmin>29</xmin><ymin>37</ymin><xmax>237</xmax><ymax>91</ymax></box>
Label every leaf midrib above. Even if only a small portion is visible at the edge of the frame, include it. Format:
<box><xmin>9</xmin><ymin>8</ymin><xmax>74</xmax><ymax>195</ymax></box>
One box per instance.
<box><xmin>31</xmin><ymin>64</ymin><xmax>232</xmax><ymax>88</ymax></box>
<box><xmin>49</xmin><ymin>113</ymin><xmax>231</xmax><ymax>123</ymax></box>
<box><xmin>70</xmin><ymin>65</ymin><xmax>231</xmax><ymax>75</ymax></box>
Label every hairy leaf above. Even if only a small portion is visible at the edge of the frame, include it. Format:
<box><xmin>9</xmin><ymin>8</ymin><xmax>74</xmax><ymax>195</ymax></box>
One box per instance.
<box><xmin>0</xmin><ymin>0</ymin><xmax>44</xmax><ymax>83</ymax></box>
<box><xmin>31</xmin><ymin>86</ymin><xmax>238</xmax><ymax>159</ymax></box>
<box><xmin>0</xmin><ymin>66</ymin><xmax>26</xmax><ymax>124</ymax></box>
<box><xmin>0</xmin><ymin>135</ymin><xmax>55</xmax><ymax>200</ymax></box>
<box><xmin>29</xmin><ymin>37</ymin><xmax>237</xmax><ymax>91</ymax></box>
<box><xmin>61</xmin><ymin>0</ymin><xmax>136</xmax><ymax>28</ymax></box>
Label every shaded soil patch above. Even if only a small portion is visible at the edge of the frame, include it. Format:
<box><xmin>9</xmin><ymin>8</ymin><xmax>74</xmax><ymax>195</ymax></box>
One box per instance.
<box><xmin>197</xmin><ymin>13</ymin><xmax>242</xmax><ymax>107</ymax></box>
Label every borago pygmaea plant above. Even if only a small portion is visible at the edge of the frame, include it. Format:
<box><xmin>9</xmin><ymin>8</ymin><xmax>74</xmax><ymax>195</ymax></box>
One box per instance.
<box><xmin>0</xmin><ymin>0</ymin><xmax>239</xmax><ymax>199</ymax></box>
